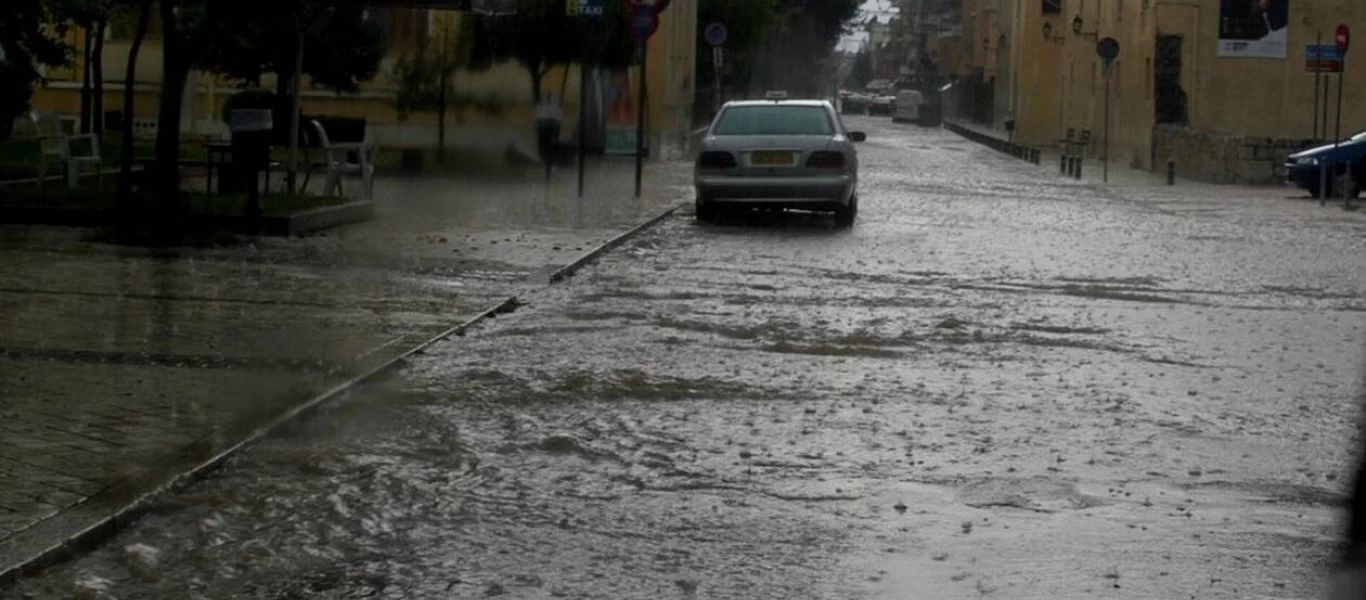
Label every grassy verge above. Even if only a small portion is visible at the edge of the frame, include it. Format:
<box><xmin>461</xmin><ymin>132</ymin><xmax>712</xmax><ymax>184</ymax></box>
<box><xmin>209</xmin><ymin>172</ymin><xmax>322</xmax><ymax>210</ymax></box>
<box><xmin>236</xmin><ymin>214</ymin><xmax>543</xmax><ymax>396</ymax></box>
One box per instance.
<box><xmin>0</xmin><ymin>184</ymin><xmax>348</xmax><ymax>217</ymax></box>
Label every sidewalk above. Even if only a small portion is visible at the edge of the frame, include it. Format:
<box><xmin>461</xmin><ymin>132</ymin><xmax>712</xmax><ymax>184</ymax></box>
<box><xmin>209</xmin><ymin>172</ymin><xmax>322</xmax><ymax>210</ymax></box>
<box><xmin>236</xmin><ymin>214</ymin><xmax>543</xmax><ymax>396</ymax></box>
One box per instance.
<box><xmin>0</xmin><ymin>157</ymin><xmax>691</xmax><ymax>582</ymax></box>
<box><xmin>943</xmin><ymin>119</ymin><xmax>1326</xmax><ymax>207</ymax></box>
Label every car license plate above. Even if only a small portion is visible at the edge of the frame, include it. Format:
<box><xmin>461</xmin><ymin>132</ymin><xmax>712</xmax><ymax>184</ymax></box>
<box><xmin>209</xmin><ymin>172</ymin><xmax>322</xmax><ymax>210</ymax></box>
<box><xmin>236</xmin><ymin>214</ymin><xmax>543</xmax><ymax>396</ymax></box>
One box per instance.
<box><xmin>751</xmin><ymin>151</ymin><xmax>796</xmax><ymax>166</ymax></box>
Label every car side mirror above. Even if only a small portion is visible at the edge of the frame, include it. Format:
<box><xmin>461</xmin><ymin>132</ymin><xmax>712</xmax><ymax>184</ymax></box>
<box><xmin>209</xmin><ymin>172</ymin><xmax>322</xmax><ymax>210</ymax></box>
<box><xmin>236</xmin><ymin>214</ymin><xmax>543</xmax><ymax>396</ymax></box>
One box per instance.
<box><xmin>850</xmin><ymin>131</ymin><xmax>867</xmax><ymax>143</ymax></box>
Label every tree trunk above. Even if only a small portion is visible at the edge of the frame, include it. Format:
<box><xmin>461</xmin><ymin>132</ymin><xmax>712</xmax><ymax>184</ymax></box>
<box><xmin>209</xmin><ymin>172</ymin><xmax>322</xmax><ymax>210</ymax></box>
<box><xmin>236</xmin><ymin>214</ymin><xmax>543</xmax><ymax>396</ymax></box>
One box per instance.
<box><xmin>559</xmin><ymin>63</ymin><xmax>570</xmax><ymax>102</ymax></box>
<box><xmin>286</xmin><ymin>31</ymin><xmax>304</xmax><ymax>195</ymax></box>
<box><xmin>529</xmin><ymin>63</ymin><xmax>543</xmax><ymax>104</ymax></box>
<box><xmin>437</xmin><ymin>73</ymin><xmax>447</xmax><ymax>163</ymax></box>
<box><xmin>153</xmin><ymin>1</ymin><xmax>190</xmax><ymax>232</ymax></box>
<box><xmin>92</xmin><ymin>20</ymin><xmax>106</xmax><ymax>135</ymax></box>
<box><xmin>81</xmin><ymin>26</ymin><xmax>93</xmax><ymax>134</ymax></box>
<box><xmin>117</xmin><ymin>0</ymin><xmax>152</xmax><ymax>210</ymax></box>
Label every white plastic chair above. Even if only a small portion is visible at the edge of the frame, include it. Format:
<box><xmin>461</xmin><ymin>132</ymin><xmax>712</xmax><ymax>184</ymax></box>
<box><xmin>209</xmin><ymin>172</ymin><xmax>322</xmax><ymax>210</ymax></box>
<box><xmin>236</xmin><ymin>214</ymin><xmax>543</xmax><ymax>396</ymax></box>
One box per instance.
<box><xmin>31</xmin><ymin>111</ymin><xmax>103</xmax><ymax>187</ymax></box>
<box><xmin>309</xmin><ymin>120</ymin><xmax>375</xmax><ymax>200</ymax></box>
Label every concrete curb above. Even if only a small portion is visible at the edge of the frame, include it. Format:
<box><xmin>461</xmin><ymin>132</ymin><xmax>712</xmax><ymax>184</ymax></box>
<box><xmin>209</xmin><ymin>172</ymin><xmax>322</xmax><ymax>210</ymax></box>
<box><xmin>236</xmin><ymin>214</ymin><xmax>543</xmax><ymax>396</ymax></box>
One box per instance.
<box><xmin>549</xmin><ymin>201</ymin><xmax>684</xmax><ymax>284</ymax></box>
<box><xmin>0</xmin><ymin>200</ymin><xmax>684</xmax><ymax>587</ymax></box>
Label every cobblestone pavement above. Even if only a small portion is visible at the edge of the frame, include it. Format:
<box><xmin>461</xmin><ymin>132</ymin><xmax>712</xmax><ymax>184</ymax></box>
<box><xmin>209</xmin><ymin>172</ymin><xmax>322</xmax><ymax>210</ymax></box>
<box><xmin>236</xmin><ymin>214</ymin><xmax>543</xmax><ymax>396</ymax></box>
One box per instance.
<box><xmin>6</xmin><ymin>117</ymin><xmax>1364</xmax><ymax>599</ymax></box>
<box><xmin>0</xmin><ymin>158</ymin><xmax>689</xmax><ymax>577</ymax></box>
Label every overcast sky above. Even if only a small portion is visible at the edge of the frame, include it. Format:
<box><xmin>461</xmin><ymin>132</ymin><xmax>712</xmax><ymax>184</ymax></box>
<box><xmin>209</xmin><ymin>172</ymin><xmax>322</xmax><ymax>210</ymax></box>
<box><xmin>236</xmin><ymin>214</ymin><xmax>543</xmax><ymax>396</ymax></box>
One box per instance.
<box><xmin>836</xmin><ymin>0</ymin><xmax>900</xmax><ymax>53</ymax></box>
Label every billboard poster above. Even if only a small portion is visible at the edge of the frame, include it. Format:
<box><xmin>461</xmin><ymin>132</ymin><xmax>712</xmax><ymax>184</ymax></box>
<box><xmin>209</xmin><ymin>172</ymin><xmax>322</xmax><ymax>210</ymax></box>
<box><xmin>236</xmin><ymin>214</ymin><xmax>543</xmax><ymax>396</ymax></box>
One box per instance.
<box><xmin>1218</xmin><ymin>0</ymin><xmax>1289</xmax><ymax>58</ymax></box>
<box><xmin>604</xmin><ymin>69</ymin><xmax>640</xmax><ymax>155</ymax></box>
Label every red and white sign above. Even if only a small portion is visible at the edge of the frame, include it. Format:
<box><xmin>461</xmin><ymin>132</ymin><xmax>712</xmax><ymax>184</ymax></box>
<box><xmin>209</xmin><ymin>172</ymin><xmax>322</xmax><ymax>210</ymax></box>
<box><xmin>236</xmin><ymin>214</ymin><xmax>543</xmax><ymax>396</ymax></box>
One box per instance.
<box><xmin>1336</xmin><ymin>23</ymin><xmax>1352</xmax><ymax>55</ymax></box>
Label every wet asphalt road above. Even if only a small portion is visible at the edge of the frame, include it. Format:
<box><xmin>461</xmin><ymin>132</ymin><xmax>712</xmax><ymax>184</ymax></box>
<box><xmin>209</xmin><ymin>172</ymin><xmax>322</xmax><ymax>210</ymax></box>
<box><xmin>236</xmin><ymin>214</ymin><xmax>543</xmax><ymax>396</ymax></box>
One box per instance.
<box><xmin>7</xmin><ymin>118</ymin><xmax>1366</xmax><ymax>599</ymax></box>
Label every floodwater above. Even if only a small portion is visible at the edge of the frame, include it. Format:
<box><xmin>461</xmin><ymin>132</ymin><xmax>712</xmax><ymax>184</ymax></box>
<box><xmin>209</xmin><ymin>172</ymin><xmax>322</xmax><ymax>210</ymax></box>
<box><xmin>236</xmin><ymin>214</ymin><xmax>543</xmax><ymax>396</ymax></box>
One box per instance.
<box><xmin>6</xmin><ymin>118</ymin><xmax>1366</xmax><ymax>599</ymax></box>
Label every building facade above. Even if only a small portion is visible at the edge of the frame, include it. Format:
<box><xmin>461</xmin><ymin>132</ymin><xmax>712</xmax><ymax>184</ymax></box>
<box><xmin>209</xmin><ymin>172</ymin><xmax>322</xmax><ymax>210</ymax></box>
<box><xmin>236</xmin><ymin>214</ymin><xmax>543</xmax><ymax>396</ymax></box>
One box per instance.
<box><xmin>29</xmin><ymin>2</ymin><xmax>697</xmax><ymax>159</ymax></box>
<box><xmin>953</xmin><ymin>0</ymin><xmax>1363</xmax><ymax>183</ymax></box>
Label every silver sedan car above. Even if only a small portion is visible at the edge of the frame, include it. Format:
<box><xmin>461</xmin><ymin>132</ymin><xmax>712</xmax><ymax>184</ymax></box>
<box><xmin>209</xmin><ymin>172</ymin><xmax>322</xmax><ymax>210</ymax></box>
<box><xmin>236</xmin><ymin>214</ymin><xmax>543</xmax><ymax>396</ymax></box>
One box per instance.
<box><xmin>693</xmin><ymin>99</ymin><xmax>865</xmax><ymax>225</ymax></box>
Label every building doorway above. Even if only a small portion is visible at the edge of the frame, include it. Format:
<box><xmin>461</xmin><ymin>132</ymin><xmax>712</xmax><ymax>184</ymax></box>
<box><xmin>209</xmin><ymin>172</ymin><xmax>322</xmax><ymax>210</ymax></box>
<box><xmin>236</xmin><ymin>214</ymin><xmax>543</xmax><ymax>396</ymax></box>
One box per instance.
<box><xmin>1154</xmin><ymin>35</ymin><xmax>1186</xmax><ymax>125</ymax></box>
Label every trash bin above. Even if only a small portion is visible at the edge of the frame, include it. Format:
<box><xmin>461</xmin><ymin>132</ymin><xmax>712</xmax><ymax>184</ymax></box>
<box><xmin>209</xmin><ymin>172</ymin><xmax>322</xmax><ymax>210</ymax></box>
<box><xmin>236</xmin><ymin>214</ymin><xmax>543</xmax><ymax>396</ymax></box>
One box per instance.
<box><xmin>228</xmin><ymin>109</ymin><xmax>273</xmax><ymax>223</ymax></box>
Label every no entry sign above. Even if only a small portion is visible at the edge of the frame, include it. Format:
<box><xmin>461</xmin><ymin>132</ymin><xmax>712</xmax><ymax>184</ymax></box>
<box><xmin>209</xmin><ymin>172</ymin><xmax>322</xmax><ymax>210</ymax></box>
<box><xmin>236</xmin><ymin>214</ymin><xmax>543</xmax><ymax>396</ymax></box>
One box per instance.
<box><xmin>629</xmin><ymin>4</ymin><xmax>659</xmax><ymax>41</ymax></box>
<box><xmin>1096</xmin><ymin>37</ymin><xmax>1120</xmax><ymax>61</ymax></box>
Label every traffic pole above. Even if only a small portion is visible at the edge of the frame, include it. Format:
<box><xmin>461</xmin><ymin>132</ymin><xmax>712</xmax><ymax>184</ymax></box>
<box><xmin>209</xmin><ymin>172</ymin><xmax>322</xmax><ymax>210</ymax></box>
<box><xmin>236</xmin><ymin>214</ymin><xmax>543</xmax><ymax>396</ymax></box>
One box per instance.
<box><xmin>1335</xmin><ymin>55</ymin><xmax>1346</xmax><ymax>150</ymax></box>
<box><xmin>1103</xmin><ymin>65</ymin><xmax>1111</xmax><ymax>183</ymax></box>
<box><xmin>635</xmin><ymin>43</ymin><xmax>647</xmax><ymax>199</ymax></box>
<box><xmin>578</xmin><ymin>62</ymin><xmax>588</xmax><ymax>198</ymax></box>
<box><xmin>1314</xmin><ymin>32</ymin><xmax>1323</xmax><ymax>141</ymax></box>
<box><xmin>1322</xmin><ymin>76</ymin><xmax>1331</xmax><ymax>141</ymax></box>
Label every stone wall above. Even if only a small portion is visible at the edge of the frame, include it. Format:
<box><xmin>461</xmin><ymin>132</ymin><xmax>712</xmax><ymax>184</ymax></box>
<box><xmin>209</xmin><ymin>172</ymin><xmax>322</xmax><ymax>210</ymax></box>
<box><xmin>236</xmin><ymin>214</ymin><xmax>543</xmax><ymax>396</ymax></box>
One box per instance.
<box><xmin>1153</xmin><ymin>124</ymin><xmax>1318</xmax><ymax>185</ymax></box>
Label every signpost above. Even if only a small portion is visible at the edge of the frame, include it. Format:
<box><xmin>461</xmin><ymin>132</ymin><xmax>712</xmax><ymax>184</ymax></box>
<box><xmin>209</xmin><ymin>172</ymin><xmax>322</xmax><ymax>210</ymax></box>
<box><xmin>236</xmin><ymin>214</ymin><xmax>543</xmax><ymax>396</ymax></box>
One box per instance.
<box><xmin>572</xmin><ymin>0</ymin><xmax>603</xmax><ymax>198</ymax></box>
<box><xmin>628</xmin><ymin>1</ymin><xmax>660</xmax><ymax>198</ymax></box>
<box><xmin>705</xmin><ymin>22</ymin><xmax>727</xmax><ymax>117</ymax></box>
<box><xmin>1096</xmin><ymin>37</ymin><xmax>1120</xmax><ymax>183</ymax></box>
<box><xmin>1335</xmin><ymin>24</ymin><xmax>1351</xmax><ymax>151</ymax></box>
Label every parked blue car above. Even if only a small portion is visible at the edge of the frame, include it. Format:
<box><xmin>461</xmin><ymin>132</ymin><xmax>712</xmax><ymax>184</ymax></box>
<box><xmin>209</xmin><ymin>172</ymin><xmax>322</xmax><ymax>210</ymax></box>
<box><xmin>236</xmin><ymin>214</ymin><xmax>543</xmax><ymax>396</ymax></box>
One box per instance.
<box><xmin>1285</xmin><ymin>131</ymin><xmax>1366</xmax><ymax>198</ymax></box>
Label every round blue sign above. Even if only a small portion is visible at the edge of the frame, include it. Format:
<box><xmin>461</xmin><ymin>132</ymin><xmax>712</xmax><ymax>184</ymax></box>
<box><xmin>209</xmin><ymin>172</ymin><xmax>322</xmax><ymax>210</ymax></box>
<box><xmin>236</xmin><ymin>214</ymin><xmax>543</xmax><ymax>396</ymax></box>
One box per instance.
<box><xmin>1097</xmin><ymin>37</ymin><xmax>1120</xmax><ymax>60</ymax></box>
<box><xmin>630</xmin><ymin>6</ymin><xmax>659</xmax><ymax>41</ymax></box>
<box><xmin>705</xmin><ymin>22</ymin><xmax>728</xmax><ymax>46</ymax></box>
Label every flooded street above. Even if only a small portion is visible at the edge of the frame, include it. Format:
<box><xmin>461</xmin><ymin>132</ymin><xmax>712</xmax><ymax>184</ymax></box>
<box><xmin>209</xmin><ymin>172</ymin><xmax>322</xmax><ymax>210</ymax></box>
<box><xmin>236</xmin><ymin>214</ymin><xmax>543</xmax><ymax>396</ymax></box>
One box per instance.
<box><xmin>7</xmin><ymin>118</ymin><xmax>1366</xmax><ymax>599</ymax></box>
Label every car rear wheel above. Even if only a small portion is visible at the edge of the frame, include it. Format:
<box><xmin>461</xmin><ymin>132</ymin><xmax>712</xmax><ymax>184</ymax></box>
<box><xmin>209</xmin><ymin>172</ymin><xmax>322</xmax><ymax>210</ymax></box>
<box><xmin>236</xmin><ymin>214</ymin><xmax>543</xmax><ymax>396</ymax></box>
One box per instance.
<box><xmin>834</xmin><ymin>195</ymin><xmax>858</xmax><ymax>227</ymax></box>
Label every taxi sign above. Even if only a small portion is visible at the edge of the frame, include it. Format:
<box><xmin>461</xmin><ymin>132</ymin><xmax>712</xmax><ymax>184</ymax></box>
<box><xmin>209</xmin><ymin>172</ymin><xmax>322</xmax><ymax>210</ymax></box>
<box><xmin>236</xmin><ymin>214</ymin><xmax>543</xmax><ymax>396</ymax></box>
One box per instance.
<box><xmin>764</xmin><ymin>90</ymin><xmax>788</xmax><ymax>100</ymax></box>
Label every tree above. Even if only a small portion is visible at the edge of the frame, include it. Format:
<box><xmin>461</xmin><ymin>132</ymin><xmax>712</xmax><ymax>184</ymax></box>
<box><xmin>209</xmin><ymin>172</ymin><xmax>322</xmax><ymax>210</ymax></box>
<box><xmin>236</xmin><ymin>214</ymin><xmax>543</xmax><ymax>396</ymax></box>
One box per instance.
<box><xmin>115</xmin><ymin>0</ymin><xmax>150</xmax><ymax>210</ymax></box>
<box><xmin>746</xmin><ymin>0</ymin><xmax>860</xmax><ymax>96</ymax></box>
<box><xmin>391</xmin><ymin>16</ymin><xmax>476</xmax><ymax>162</ymax></box>
<box><xmin>849</xmin><ymin>50</ymin><xmax>872</xmax><ymax>89</ymax></box>
<box><xmin>0</xmin><ymin>0</ymin><xmax>71</xmax><ymax>140</ymax></box>
<box><xmin>695</xmin><ymin>0</ymin><xmax>777</xmax><ymax>102</ymax></box>
<box><xmin>199</xmin><ymin>4</ymin><xmax>386</xmax><ymax>96</ymax></box>
<box><xmin>470</xmin><ymin>0</ymin><xmax>634</xmax><ymax>104</ymax></box>
<box><xmin>50</xmin><ymin>0</ymin><xmax>115</xmax><ymax>134</ymax></box>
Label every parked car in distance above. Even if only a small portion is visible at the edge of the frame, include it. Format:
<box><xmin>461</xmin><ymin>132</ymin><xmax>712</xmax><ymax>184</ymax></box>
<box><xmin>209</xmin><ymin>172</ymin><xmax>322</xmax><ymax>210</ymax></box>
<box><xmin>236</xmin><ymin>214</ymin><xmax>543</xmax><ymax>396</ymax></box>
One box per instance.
<box><xmin>694</xmin><ymin>99</ymin><xmax>865</xmax><ymax>226</ymax></box>
<box><xmin>841</xmin><ymin>93</ymin><xmax>871</xmax><ymax>115</ymax></box>
<box><xmin>1286</xmin><ymin>131</ymin><xmax>1366</xmax><ymax>198</ymax></box>
<box><xmin>867</xmin><ymin>95</ymin><xmax>896</xmax><ymax>116</ymax></box>
<box><xmin>892</xmin><ymin>90</ymin><xmax>923</xmax><ymax>123</ymax></box>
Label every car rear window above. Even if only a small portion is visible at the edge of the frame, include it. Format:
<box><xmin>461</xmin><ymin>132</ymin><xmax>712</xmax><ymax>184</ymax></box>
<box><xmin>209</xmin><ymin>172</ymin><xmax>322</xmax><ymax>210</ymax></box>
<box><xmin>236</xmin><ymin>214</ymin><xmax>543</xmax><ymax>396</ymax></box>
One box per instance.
<box><xmin>712</xmin><ymin>106</ymin><xmax>834</xmax><ymax>136</ymax></box>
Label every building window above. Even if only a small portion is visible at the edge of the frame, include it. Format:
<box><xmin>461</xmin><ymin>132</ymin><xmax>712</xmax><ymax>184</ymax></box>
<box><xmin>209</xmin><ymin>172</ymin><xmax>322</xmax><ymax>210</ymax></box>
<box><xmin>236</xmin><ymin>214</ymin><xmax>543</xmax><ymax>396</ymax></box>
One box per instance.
<box><xmin>1044</xmin><ymin>0</ymin><xmax>1062</xmax><ymax>14</ymax></box>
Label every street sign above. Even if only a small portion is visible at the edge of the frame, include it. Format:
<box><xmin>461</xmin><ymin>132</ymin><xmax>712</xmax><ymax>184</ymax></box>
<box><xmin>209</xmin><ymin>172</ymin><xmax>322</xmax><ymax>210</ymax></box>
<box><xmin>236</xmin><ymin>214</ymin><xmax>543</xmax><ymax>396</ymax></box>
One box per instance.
<box><xmin>704</xmin><ymin>22</ymin><xmax>728</xmax><ymax>47</ymax></box>
<box><xmin>629</xmin><ymin>5</ymin><xmax>659</xmax><ymax>41</ymax></box>
<box><xmin>567</xmin><ymin>0</ymin><xmax>603</xmax><ymax>17</ymax></box>
<box><xmin>1337</xmin><ymin>23</ymin><xmax>1352</xmax><ymax>55</ymax></box>
<box><xmin>1096</xmin><ymin>37</ymin><xmax>1120</xmax><ymax>61</ymax></box>
<box><xmin>712</xmin><ymin>46</ymin><xmax>723</xmax><ymax>70</ymax></box>
<box><xmin>1307</xmin><ymin>44</ymin><xmax>1344</xmax><ymax>73</ymax></box>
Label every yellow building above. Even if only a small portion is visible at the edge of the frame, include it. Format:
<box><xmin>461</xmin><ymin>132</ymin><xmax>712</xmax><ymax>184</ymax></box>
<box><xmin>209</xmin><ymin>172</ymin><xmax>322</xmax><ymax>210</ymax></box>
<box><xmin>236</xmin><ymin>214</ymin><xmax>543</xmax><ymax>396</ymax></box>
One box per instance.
<box><xmin>959</xmin><ymin>0</ymin><xmax>1363</xmax><ymax>183</ymax></box>
<box><xmin>31</xmin><ymin>2</ymin><xmax>697</xmax><ymax>159</ymax></box>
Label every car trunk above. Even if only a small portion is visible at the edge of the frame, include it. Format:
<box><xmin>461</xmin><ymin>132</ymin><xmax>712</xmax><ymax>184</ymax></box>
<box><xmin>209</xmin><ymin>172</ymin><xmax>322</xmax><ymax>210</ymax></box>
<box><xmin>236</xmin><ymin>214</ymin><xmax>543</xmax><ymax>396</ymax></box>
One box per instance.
<box><xmin>712</xmin><ymin>135</ymin><xmax>838</xmax><ymax>177</ymax></box>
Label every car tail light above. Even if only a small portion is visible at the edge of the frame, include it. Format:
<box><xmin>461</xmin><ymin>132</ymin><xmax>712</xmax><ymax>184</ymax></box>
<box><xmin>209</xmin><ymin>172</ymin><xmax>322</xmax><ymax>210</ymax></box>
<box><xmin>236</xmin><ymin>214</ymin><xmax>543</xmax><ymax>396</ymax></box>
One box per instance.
<box><xmin>806</xmin><ymin>151</ymin><xmax>846</xmax><ymax>169</ymax></box>
<box><xmin>698</xmin><ymin>151</ymin><xmax>737</xmax><ymax>169</ymax></box>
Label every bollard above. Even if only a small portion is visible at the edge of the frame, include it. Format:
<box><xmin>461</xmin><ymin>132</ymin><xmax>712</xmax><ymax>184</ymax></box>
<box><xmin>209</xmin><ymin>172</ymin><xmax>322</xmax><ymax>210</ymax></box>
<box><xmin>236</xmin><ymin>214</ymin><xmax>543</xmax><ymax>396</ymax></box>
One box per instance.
<box><xmin>1074</xmin><ymin>157</ymin><xmax>1083</xmax><ymax>180</ymax></box>
<box><xmin>1032</xmin><ymin>149</ymin><xmax>1040</xmax><ymax>164</ymax></box>
<box><xmin>1167</xmin><ymin>160</ymin><xmax>1175</xmax><ymax>186</ymax></box>
<box><xmin>1060</xmin><ymin>154</ymin><xmax>1068</xmax><ymax>175</ymax></box>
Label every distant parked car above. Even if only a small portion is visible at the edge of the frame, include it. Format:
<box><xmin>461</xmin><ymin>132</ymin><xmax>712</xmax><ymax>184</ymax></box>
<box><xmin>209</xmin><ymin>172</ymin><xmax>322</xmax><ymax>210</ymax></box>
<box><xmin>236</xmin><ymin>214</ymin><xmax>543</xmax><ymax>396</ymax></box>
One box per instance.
<box><xmin>867</xmin><ymin>95</ymin><xmax>896</xmax><ymax>116</ymax></box>
<box><xmin>892</xmin><ymin>90</ymin><xmax>923</xmax><ymax>123</ymax></box>
<box><xmin>1285</xmin><ymin>131</ymin><xmax>1366</xmax><ymax>198</ymax></box>
<box><xmin>841</xmin><ymin>93</ymin><xmax>871</xmax><ymax>115</ymax></box>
